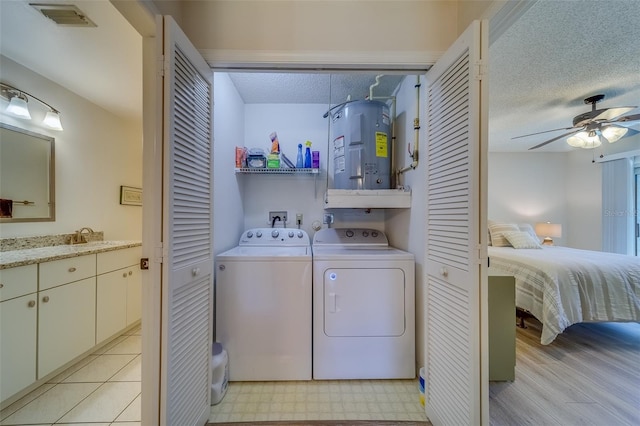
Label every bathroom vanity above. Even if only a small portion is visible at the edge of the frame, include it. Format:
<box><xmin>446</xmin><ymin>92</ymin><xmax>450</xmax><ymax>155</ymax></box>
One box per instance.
<box><xmin>0</xmin><ymin>239</ymin><xmax>141</xmax><ymax>406</ymax></box>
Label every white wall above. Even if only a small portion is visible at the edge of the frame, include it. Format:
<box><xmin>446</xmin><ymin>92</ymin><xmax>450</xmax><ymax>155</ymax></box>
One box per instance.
<box><xmin>385</xmin><ymin>74</ymin><xmax>427</xmax><ymax>370</ymax></box>
<box><xmin>488</xmin><ymin>151</ymin><xmax>604</xmax><ymax>249</ymax></box>
<box><xmin>0</xmin><ymin>56</ymin><xmax>142</xmax><ymax>240</ymax></box>
<box><xmin>212</xmin><ymin>72</ymin><xmax>246</xmax><ymax>253</ymax></box>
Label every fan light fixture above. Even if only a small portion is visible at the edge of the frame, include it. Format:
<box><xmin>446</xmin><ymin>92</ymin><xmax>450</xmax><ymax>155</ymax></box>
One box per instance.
<box><xmin>0</xmin><ymin>82</ymin><xmax>63</xmax><ymax>131</ymax></box>
<box><xmin>567</xmin><ymin>130</ymin><xmax>601</xmax><ymax>149</ymax></box>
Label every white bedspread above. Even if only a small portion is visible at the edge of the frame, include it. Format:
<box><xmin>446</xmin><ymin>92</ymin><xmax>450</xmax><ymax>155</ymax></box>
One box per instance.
<box><xmin>488</xmin><ymin>246</ymin><xmax>640</xmax><ymax>344</ymax></box>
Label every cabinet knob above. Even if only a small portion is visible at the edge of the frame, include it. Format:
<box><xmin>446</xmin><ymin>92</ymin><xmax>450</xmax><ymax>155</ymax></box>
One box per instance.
<box><xmin>192</xmin><ymin>267</ymin><xmax>200</xmax><ymax>277</ymax></box>
<box><xmin>123</xmin><ymin>272</ymin><xmax>128</xmax><ymax>278</ymax></box>
<box><xmin>128</xmin><ymin>271</ymin><xmax>133</xmax><ymax>276</ymax></box>
<box><xmin>0</xmin><ymin>283</ymin><xmax>3</xmax><ymax>289</ymax></box>
<box><xmin>28</xmin><ymin>300</ymin><xmax>36</xmax><ymax>308</ymax></box>
<box><xmin>68</xmin><ymin>267</ymin><xmax>77</xmax><ymax>273</ymax></box>
<box><xmin>42</xmin><ymin>296</ymin><xmax>50</xmax><ymax>303</ymax></box>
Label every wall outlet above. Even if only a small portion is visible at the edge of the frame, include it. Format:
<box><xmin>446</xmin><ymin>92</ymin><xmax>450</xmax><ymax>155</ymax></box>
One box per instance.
<box><xmin>296</xmin><ymin>213</ymin><xmax>303</xmax><ymax>225</ymax></box>
<box><xmin>269</xmin><ymin>211</ymin><xmax>287</xmax><ymax>225</ymax></box>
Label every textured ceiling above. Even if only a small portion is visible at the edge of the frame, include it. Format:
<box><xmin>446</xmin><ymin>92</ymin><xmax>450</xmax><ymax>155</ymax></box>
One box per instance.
<box><xmin>488</xmin><ymin>0</ymin><xmax>640</xmax><ymax>152</ymax></box>
<box><xmin>227</xmin><ymin>72</ymin><xmax>409</xmax><ymax>104</ymax></box>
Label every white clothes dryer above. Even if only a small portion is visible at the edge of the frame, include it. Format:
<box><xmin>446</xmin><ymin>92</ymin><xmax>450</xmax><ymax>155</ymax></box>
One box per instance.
<box><xmin>312</xmin><ymin>228</ymin><xmax>415</xmax><ymax>379</ymax></box>
<box><xmin>215</xmin><ymin>228</ymin><xmax>312</xmax><ymax>381</ymax></box>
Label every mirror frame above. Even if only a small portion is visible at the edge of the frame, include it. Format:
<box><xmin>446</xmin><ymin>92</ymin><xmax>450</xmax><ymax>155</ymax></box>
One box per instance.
<box><xmin>0</xmin><ymin>122</ymin><xmax>56</xmax><ymax>223</ymax></box>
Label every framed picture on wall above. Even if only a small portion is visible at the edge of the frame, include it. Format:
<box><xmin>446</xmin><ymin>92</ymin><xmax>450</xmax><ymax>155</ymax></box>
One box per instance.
<box><xmin>120</xmin><ymin>185</ymin><xmax>142</xmax><ymax>206</ymax></box>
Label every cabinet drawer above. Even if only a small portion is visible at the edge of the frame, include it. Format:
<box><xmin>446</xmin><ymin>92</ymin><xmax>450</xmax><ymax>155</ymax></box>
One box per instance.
<box><xmin>97</xmin><ymin>246</ymin><xmax>141</xmax><ymax>275</ymax></box>
<box><xmin>39</xmin><ymin>255</ymin><xmax>96</xmax><ymax>291</ymax></box>
<box><xmin>0</xmin><ymin>264</ymin><xmax>38</xmax><ymax>302</ymax></box>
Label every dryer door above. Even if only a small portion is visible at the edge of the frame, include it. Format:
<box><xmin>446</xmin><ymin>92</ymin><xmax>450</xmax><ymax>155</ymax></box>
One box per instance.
<box><xmin>323</xmin><ymin>268</ymin><xmax>405</xmax><ymax>336</ymax></box>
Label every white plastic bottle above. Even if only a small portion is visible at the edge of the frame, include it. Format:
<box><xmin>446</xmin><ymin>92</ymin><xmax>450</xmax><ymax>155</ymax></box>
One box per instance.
<box><xmin>211</xmin><ymin>342</ymin><xmax>229</xmax><ymax>405</ymax></box>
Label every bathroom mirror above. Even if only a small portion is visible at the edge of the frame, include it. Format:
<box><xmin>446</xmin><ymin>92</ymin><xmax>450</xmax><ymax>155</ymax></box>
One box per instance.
<box><xmin>0</xmin><ymin>122</ymin><xmax>55</xmax><ymax>222</ymax></box>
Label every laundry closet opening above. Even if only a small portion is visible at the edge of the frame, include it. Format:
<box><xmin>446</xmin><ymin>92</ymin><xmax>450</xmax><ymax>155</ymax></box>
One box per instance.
<box><xmin>209</xmin><ymin>70</ymin><xmax>428</xmax><ymax>423</ymax></box>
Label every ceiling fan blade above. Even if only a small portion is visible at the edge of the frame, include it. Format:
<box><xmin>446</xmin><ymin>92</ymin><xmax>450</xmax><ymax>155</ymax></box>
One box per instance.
<box><xmin>611</xmin><ymin>113</ymin><xmax>640</xmax><ymax>125</ymax></box>
<box><xmin>592</xmin><ymin>106</ymin><xmax>637</xmax><ymax>122</ymax></box>
<box><xmin>528</xmin><ymin>129</ymin><xmax>583</xmax><ymax>150</ymax></box>
<box><xmin>511</xmin><ymin>126</ymin><xmax>581</xmax><ymax>140</ymax></box>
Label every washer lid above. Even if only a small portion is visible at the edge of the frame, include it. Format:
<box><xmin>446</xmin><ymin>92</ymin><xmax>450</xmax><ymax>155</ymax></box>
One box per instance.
<box><xmin>313</xmin><ymin>228</ymin><xmax>388</xmax><ymax>247</ymax></box>
<box><xmin>217</xmin><ymin>245</ymin><xmax>310</xmax><ymax>258</ymax></box>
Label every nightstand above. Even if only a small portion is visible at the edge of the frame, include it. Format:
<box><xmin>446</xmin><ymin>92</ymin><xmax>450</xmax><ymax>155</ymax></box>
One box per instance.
<box><xmin>488</xmin><ymin>274</ymin><xmax>516</xmax><ymax>381</ymax></box>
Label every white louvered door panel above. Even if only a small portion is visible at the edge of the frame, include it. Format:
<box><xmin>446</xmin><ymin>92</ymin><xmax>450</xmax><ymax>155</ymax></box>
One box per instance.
<box><xmin>423</xmin><ymin>20</ymin><xmax>488</xmax><ymax>426</ymax></box>
<box><xmin>161</xmin><ymin>16</ymin><xmax>214</xmax><ymax>426</ymax></box>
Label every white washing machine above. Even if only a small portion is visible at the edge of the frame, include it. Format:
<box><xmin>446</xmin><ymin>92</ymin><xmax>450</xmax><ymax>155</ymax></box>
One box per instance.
<box><xmin>312</xmin><ymin>228</ymin><xmax>415</xmax><ymax>379</ymax></box>
<box><xmin>215</xmin><ymin>227</ymin><xmax>312</xmax><ymax>381</ymax></box>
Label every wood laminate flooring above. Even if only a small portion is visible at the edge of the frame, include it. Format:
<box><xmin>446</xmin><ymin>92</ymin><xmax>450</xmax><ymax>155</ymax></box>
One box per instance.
<box><xmin>490</xmin><ymin>318</ymin><xmax>640</xmax><ymax>425</ymax></box>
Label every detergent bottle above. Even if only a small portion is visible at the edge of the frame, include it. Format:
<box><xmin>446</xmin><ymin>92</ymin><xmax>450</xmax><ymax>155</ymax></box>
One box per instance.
<box><xmin>296</xmin><ymin>144</ymin><xmax>304</xmax><ymax>168</ymax></box>
<box><xmin>304</xmin><ymin>141</ymin><xmax>312</xmax><ymax>168</ymax></box>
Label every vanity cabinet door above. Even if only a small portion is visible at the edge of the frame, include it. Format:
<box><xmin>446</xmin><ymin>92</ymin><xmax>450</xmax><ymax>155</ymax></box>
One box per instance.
<box><xmin>126</xmin><ymin>267</ymin><xmax>141</xmax><ymax>326</ymax></box>
<box><xmin>38</xmin><ymin>277</ymin><xmax>96</xmax><ymax>378</ymax></box>
<box><xmin>96</xmin><ymin>269</ymin><xmax>127</xmax><ymax>344</ymax></box>
<box><xmin>0</xmin><ymin>294</ymin><xmax>37</xmax><ymax>403</ymax></box>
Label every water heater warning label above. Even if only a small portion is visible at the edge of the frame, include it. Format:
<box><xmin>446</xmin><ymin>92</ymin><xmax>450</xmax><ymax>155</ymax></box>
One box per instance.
<box><xmin>375</xmin><ymin>132</ymin><xmax>388</xmax><ymax>158</ymax></box>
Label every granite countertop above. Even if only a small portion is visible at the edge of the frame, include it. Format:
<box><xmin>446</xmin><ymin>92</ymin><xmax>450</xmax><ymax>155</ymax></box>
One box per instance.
<box><xmin>0</xmin><ymin>240</ymin><xmax>142</xmax><ymax>270</ymax></box>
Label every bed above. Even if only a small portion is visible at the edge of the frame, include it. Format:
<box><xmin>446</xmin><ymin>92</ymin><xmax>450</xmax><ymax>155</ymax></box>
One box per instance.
<box><xmin>487</xmin><ymin>223</ymin><xmax>640</xmax><ymax>344</ymax></box>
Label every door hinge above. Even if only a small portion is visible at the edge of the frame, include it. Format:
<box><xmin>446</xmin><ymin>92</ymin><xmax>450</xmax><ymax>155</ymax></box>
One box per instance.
<box><xmin>157</xmin><ymin>54</ymin><xmax>165</xmax><ymax>77</ymax></box>
<box><xmin>474</xmin><ymin>60</ymin><xmax>487</xmax><ymax>80</ymax></box>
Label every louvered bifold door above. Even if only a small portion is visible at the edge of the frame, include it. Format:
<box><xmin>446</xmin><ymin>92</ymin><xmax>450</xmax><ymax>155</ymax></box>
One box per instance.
<box><xmin>423</xmin><ymin>20</ymin><xmax>488</xmax><ymax>426</ymax></box>
<box><xmin>161</xmin><ymin>16</ymin><xmax>214</xmax><ymax>426</ymax></box>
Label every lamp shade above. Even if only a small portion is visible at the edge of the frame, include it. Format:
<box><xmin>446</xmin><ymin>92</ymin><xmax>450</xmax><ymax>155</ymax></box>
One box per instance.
<box><xmin>535</xmin><ymin>222</ymin><xmax>562</xmax><ymax>245</ymax></box>
<box><xmin>601</xmin><ymin>126</ymin><xmax>627</xmax><ymax>143</ymax></box>
<box><xmin>43</xmin><ymin>110</ymin><xmax>63</xmax><ymax>130</ymax></box>
<box><xmin>567</xmin><ymin>131</ymin><xmax>601</xmax><ymax>149</ymax></box>
<box><xmin>6</xmin><ymin>95</ymin><xmax>31</xmax><ymax>119</ymax></box>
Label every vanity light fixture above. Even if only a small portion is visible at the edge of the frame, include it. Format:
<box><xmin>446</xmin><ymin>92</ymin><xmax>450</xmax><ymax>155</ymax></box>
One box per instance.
<box><xmin>0</xmin><ymin>82</ymin><xmax>63</xmax><ymax>131</ymax></box>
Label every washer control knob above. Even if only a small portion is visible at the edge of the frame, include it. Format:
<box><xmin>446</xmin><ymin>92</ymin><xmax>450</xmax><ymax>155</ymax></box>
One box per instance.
<box><xmin>345</xmin><ymin>229</ymin><xmax>354</xmax><ymax>237</ymax></box>
<box><xmin>288</xmin><ymin>231</ymin><xmax>294</xmax><ymax>238</ymax></box>
<box><xmin>256</xmin><ymin>231</ymin><xmax>262</xmax><ymax>238</ymax></box>
<box><xmin>297</xmin><ymin>231</ymin><xmax>304</xmax><ymax>238</ymax></box>
<box><xmin>362</xmin><ymin>230</ymin><xmax>369</xmax><ymax>237</ymax></box>
<box><xmin>371</xmin><ymin>231</ymin><xmax>379</xmax><ymax>238</ymax></box>
<box><xmin>246</xmin><ymin>231</ymin><xmax>253</xmax><ymax>238</ymax></box>
<box><xmin>272</xmin><ymin>230</ymin><xmax>279</xmax><ymax>238</ymax></box>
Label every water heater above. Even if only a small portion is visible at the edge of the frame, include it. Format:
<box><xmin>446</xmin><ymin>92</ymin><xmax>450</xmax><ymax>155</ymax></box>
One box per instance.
<box><xmin>330</xmin><ymin>100</ymin><xmax>391</xmax><ymax>190</ymax></box>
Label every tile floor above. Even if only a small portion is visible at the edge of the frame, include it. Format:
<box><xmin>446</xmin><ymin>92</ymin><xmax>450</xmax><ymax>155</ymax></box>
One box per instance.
<box><xmin>1</xmin><ymin>325</ymin><xmax>427</xmax><ymax>424</ymax></box>
<box><xmin>0</xmin><ymin>326</ymin><xmax>141</xmax><ymax>426</ymax></box>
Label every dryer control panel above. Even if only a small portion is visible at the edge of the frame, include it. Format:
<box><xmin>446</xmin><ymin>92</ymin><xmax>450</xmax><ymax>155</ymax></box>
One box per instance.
<box><xmin>239</xmin><ymin>227</ymin><xmax>310</xmax><ymax>246</ymax></box>
<box><xmin>313</xmin><ymin>228</ymin><xmax>388</xmax><ymax>247</ymax></box>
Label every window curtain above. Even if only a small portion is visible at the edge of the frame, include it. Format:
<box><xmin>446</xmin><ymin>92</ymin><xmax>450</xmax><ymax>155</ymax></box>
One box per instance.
<box><xmin>601</xmin><ymin>157</ymin><xmax>634</xmax><ymax>254</ymax></box>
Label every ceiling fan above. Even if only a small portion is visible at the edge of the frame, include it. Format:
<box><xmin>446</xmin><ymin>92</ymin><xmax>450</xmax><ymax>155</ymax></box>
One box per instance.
<box><xmin>512</xmin><ymin>94</ymin><xmax>640</xmax><ymax>150</ymax></box>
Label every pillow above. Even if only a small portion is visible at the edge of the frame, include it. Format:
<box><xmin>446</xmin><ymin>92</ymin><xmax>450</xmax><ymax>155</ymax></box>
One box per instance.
<box><xmin>488</xmin><ymin>222</ymin><xmax>520</xmax><ymax>247</ymax></box>
<box><xmin>502</xmin><ymin>231</ymin><xmax>542</xmax><ymax>249</ymax></box>
<box><xmin>518</xmin><ymin>223</ymin><xmax>540</xmax><ymax>242</ymax></box>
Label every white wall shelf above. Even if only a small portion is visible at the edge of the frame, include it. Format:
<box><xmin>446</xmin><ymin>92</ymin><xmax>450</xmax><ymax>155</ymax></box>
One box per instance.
<box><xmin>234</xmin><ymin>168</ymin><xmax>319</xmax><ymax>175</ymax></box>
<box><xmin>324</xmin><ymin>188</ymin><xmax>412</xmax><ymax>209</ymax></box>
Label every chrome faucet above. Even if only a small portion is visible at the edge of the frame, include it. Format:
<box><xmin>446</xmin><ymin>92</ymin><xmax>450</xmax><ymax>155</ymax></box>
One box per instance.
<box><xmin>70</xmin><ymin>227</ymin><xmax>94</xmax><ymax>244</ymax></box>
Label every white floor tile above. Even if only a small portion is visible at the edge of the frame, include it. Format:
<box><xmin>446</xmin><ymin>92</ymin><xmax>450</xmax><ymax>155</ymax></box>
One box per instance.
<box><xmin>47</xmin><ymin>355</ymin><xmax>98</xmax><ymax>384</ymax></box>
<box><xmin>0</xmin><ymin>384</ymin><xmax>55</xmax><ymax>421</ymax></box>
<box><xmin>115</xmin><ymin>394</ymin><xmax>141</xmax><ymax>422</ymax></box>
<box><xmin>56</xmin><ymin>382</ymin><xmax>140</xmax><ymax>424</ymax></box>
<box><xmin>110</xmin><ymin>355</ymin><xmax>141</xmax><ymax>382</ymax></box>
<box><xmin>63</xmin><ymin>354</ymin><xmax>136</xmax><ymax>383</ymax></box>
<box><xmin>105</xmin><ymin>335</ymin><xmax>141</xmax><ymax>355</ymax></box>
<box><xmin>92</xmin><ymin>336</ymin><xmax>128</xmax><ymax>355</ymax></box>
<box><xmin>0</xmin><ymin>383</ymin><xmax>100</xmax><ymax>425</ymax></box>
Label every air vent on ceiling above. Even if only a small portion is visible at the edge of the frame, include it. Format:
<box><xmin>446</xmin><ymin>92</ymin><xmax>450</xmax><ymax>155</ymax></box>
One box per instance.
<box><xmin>30</xmin><ymin>3</ymin><xmax>97</xmax><ymax>27</ymax></box>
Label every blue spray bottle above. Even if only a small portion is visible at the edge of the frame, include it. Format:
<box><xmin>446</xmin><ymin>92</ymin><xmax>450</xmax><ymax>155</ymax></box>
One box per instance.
<box><xmin>304</xmin><ymin>141</ymin><xmax>312</xmax><ymax>168</ymax></box>
<box><xmin>296</xmin><ymin>143</ymin><xmax>304</xmax><ymax>168</ymax></box>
